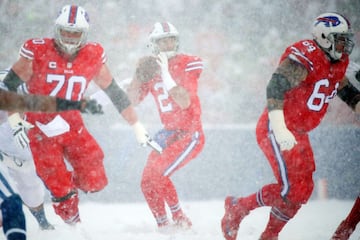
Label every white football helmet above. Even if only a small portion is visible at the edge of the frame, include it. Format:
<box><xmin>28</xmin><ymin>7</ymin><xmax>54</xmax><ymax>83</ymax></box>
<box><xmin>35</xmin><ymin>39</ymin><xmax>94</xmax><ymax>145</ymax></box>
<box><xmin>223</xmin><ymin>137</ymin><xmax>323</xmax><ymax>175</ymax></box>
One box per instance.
<box><xmin>312</xmin><ymin>12</ymin><xmax>354</xmax><ymax>61</ymax></box>
<box><xmin>54</xmin><ymin>5</ymin><xmax>90</xmax><ymax>55</ymax></box>
<box><xmin>148</xmin><ymin>22</ymin><xmax>179</xmax><ymax>57</ymax></box>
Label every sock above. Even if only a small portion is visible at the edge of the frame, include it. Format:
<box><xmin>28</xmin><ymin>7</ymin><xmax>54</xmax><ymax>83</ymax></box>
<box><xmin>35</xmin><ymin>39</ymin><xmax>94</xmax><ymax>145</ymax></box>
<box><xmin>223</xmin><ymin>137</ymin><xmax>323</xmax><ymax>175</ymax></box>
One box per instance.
<box><xmin>29</xmin><ymin>204</ymin><xmax>54</xmax><ymax>229</ymax></box>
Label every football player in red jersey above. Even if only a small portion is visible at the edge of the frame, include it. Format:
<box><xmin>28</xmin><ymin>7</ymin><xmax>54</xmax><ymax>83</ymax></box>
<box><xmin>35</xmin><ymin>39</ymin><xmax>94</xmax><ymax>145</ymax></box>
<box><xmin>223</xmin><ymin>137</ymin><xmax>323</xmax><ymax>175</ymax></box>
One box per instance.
<box><xmin>2</xmin><ymin>5</ymin><xmax>149</xmax><ymax>225</ymax></box>
<box><xmin>127</xmin><ymin>22</ymin><xmax>205</xmax><ymax>229</ymax></box>
<box><xmin>331</xmin><ymin>193</ymin><xmax>360</xmax><ymax>240</ymax></box>
<box><xmin>221</xmin><ymin>13</ymin><xmax>359</xmax><ymax>240</ymax></box>
<box><xmin>330</xmin><ymin>62</ymin><xmax>360</xmax><ymax>240</ymax></box>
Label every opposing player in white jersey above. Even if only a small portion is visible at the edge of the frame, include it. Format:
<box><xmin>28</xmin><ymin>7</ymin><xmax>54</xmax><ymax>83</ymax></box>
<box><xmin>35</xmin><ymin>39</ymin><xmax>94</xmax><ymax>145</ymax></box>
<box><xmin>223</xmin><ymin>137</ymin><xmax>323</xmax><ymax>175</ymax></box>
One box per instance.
<box><xmin>0</xmin><ymin>69</ymin><xmax>54</xmax><ymax>230</ymax></box>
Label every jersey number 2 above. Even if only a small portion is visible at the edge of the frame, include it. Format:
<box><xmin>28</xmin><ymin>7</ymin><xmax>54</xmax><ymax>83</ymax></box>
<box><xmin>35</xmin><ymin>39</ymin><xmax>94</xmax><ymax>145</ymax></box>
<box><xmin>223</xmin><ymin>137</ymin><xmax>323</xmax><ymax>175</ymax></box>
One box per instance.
<box><xmin>154</xmin><ymin>82</ymin><xmax>173</xmax><ymax>112</ymax></box>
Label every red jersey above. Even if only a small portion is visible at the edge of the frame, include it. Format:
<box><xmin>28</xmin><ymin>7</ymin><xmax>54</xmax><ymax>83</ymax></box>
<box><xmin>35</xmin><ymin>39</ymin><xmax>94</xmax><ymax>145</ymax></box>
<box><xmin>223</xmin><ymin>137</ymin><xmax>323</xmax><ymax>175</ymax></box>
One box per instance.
<box><xmin>20</xmin><ymin>38</ymin><xmax>106</xmax><ymax>125</ymax></box>
<box><xmin>281</xmin><ymin>39</ymin><xmax>349</xmax><ymax>133</ymax></box>
<box><xmin>138</xmin><ymin>54</ymin><xmax>203</xmax><ymax>131</ymax></box>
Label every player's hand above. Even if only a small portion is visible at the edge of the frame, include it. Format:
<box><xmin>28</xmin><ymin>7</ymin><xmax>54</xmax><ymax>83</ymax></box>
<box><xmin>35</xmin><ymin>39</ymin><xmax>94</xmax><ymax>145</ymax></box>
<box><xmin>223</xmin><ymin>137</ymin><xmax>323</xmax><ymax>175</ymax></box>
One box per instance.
<box><xmin>132</xmin><ymin>121</ymin><xmax>150</xmax><ymax>146</ymax></box>
<box><xmin>8</xmin><ymin>113</ymin><xmax>34</xmax><ymax>149</ymax></box>
<box><xmin>272</xmin><ymin>126</ymin><xmax>297</xmax><ymax>151</ymax></box>
<box><xmin>268</xmin><ymin>110</ymin><xmax>297</xmax><ymax>151</ymax></box>
<box><xmin>81</xmin><ymin>99</ymin><xmax>104</xmax><ymax>114</ymax></box>
<box><xmin>156</xmin><ymin>52</ymin><xmax>169</xmax><ymax>72</ymax></box>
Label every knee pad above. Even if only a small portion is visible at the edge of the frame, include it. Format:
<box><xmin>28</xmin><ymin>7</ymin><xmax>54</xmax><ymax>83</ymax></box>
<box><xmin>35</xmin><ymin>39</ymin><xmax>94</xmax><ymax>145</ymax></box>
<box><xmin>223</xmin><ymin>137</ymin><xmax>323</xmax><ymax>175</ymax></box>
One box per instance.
<box><xmin>1</xmin><ymin>194</ymin><xmax>26</xmax><ymax>240</ymax></box>
<box><xmin>52</xmin><ymin>190</ymin><xmax>80</xmax><ymax>224</ymax></box>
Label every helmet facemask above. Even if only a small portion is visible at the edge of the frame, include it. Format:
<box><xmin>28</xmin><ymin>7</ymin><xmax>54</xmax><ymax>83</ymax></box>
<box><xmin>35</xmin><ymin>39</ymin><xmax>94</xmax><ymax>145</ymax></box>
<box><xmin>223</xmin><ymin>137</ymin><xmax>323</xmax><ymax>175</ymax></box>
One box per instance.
<box><xmin>326</xmin><ymin>32</ymin><xmax>354</xmax><ymax>60</ymax></box>
<box><xmin>55</xmin><ymin>26</ymin><xmax>88</xmax><ymax>55</ymax></box>
<box><xmin>151</xmin><ymin>36</ymin><xmax>179</xmax><ymax>58</ymax></box>
<box><xmin>148</xmin><ymin>22</ymin><xmax>179</xmax><ymax>58</ymax></box>
<box><xmin>54</xmin><ymin>5</ymin><xmax>89</xmax><ymax>56</ymax></box>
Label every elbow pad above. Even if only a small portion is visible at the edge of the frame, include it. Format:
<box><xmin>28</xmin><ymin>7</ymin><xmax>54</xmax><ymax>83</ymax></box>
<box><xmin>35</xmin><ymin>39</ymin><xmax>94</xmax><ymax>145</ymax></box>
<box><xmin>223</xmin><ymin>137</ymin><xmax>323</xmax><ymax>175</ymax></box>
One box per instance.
<box><xmin>3</xmin><ymin>69</ymin><xmax>23</xmax><ymax>92</ymax></box>
<box><xmin>103</xmin><ymin>79</ymin><xmax>131</xmax><ymax>113</ymax></box>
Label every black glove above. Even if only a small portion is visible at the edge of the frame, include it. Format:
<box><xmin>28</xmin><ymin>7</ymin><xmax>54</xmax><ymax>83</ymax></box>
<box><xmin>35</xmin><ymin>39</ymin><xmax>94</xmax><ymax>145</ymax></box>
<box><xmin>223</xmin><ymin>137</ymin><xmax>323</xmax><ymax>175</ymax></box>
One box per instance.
<box><xmin>81</xmin><ymin>99</ymin><xmax>104</xmax><ymax>114</ymax></box>
<box><xmin>355</xmin><ymin>70</ymin><xmax>360</xmax><ymax>82</ymax></box>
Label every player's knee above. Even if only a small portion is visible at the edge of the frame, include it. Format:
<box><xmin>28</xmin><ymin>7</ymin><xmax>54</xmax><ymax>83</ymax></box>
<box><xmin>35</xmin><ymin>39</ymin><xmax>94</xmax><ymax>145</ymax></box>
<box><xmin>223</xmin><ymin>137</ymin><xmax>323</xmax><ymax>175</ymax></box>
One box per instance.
<box><xmin>1</xmin><ymin>194</ymin><xmax>26</xmax><ymax>240</ymax></box>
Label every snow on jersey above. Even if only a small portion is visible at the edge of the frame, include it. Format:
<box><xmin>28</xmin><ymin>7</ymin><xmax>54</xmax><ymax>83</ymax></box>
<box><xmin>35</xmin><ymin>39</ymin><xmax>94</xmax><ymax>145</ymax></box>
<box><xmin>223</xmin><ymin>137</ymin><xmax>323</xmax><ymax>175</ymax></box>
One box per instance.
<box><xmin>281</xmin><ymin>39</ymin><xmax>349</xmax><ymax>133</ymax></box>
<box><xmin>138</xmin><ymin>54</ymin><xmax>203</xmax><ymax>131</ymax></box>
<box><xmin>19</xmin><ymin>38</ymin><xmax>106</xmax><ymax>125</ymax></box>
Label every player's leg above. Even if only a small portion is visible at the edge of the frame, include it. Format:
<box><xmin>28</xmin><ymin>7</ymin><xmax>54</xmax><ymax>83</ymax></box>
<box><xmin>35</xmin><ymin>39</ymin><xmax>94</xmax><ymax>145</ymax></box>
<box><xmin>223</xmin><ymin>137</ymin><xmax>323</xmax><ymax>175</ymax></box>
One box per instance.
<box><xmin>28</xmin><ymin>204</ymin><xmax>54</xmax><ymax>230</ymax></box>
<box><xmin>0</xmin><ymin>166</ymin><xmax>26</xmax><ymax>240</ymax></box>
<box><xmin>64</xmin><ymin>128</ymin><xmax>107</xmax><ymax>193</ymax></box>
<box><xmin>29</xmin><ymin>132</ymin><xmax>79</xmax><ymax>224</ymax></box>
<box><xmin>141</xmin><ymin>154</ymin><xmax>169</xmax><ymax>227</ymax></box>
<box><xmin>331</xmin><ymin>195</ymin><xmax>360</xmax><ymax>240</ymax></box>
<box><xmin>142</xmin><ymin>129</ymin><xmax>204</xmax><ymax>228</ymax></box>
<box><xmin>162</xmin><ymin>130</ymin><xmax>204</xmax><ymax>228</ymax></box>
<box><xmin>222</xmin><ymin>113</ymin><xmax>269</xmax><ymax>240</ymax></box>
<box><xmin>8</xmin><ymin>165</ymin><xmax>54</xmax><ymax>230</ymax></box>
<box><xmin>258</xmin><ymin>133</ymin><xmax>315</xmax><ymax>239</ymax></box>
<box><xmin>1</xmin><ymin>194</ymin><xmax>26</xmax><ymax>240</ymax></box>
<box><xmin>141</xmin><ymin>129</ymin><xmax>181</xmax><ymax>227</ymax></box>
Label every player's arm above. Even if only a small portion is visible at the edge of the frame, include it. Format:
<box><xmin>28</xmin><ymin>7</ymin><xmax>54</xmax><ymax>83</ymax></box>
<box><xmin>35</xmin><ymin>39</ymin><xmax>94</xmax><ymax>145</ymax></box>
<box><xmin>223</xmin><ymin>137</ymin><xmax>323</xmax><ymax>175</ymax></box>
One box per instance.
<box><xmin>157</xmin><ymin>53</ymin><xmax>190</xmax><ymax>109</ymax></box>
<box><xmin>94</xmin><ymin>64</ymin><xmax>137</xmax><ymax>124</ymax></box>
<box><xmin>167</xmin><ymin>86</ymin><xmax>190</xmax><ymax>109</ymax></box>
<box><xmin>94</xmin><ymin>64</ymin><xmax>149</xmax><ymax>145</ymax></box>
<box><xmin>266</xmin><ymin>57</ymin><xmax>308</xmax><ymax>151</ymax></box>
<box><xmin>337</xmin><ymin>74</ymin><xmax>360</xmax><ymax>113</ymax></box>
<box><xmin>3</xmin><ymin>56</ymin><xmax>33</xmax><ymax>91</ymax></box>
<box><xmin>0</xmin><ymin>88</ymin><xmax>102</xmax><ymax>113</ymax></box>
<box><xmin>267</xmin><ymin>57</ymin><xmax>308</xmax><ymax>111</ymax></box>
<box><xmin>126</xmin><ymin>77</ymin><xmax>144</xmax><ymax>106</ymax></box>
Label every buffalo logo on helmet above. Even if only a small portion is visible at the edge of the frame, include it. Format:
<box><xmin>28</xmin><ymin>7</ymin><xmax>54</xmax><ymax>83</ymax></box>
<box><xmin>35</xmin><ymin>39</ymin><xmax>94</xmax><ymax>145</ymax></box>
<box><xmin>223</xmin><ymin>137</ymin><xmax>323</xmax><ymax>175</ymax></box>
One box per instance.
<box><xmin>315</xmin><ymin>16</ymin><xmax>342</xmax><ymax>27</ymax></box>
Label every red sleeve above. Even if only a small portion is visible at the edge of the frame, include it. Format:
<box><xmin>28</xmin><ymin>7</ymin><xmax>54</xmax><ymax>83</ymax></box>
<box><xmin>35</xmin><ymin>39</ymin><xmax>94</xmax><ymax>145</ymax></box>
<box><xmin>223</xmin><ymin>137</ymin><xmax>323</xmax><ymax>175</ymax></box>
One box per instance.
<box><xmin>180</xmin><ymin>56</ymin><xmax>203</xmax><ymax>96</ymax></box>
<box><xmin>280</xmin><ymin>40</ymin><xmax>320</xmax><ymax>73</ymax></box>
<box><xmin>19</xmin><ymin>38</ymin><xmax>47</xmax><ymax>60</ymax></box>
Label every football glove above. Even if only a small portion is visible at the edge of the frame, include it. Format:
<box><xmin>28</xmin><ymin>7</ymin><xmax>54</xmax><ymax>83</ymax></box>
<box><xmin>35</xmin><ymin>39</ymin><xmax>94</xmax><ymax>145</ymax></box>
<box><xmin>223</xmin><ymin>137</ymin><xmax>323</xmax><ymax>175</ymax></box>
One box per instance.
<box><xmin>355</xmin><ymin>70</ymin><xmax>360</xmax><ymax>82</ymax></box>
<box><xmin>81</xmin><ymin>99</ymin><xmax>104</xmax><ymax>114</ymax></box>
<box><xmin>132</xmin><ymin>121</ymin><xmax>150</xmax><ymax>146</ymax></box>
<box><xmin>8</xmin><ymin>113</ymin><xmax>34</xmax><ymax>149</ymax></box>
<box><xmin>268</xmin><ymin>110</ymin><xmax>297</xmax><ymax>151</ymax></box>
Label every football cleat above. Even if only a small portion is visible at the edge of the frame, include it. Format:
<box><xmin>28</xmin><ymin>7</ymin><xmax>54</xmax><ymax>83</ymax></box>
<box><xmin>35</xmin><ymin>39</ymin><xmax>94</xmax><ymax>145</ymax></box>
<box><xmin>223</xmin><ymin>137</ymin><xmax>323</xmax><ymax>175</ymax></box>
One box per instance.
<box><xmin>173</xmin><ymin>213</ymin><xmax>192</xmax><ymax>229</ymax></box>
<box><xmin>40</xmin><ymin>221</ymin><xmax>55</xmax><ymax>230</ymax></box>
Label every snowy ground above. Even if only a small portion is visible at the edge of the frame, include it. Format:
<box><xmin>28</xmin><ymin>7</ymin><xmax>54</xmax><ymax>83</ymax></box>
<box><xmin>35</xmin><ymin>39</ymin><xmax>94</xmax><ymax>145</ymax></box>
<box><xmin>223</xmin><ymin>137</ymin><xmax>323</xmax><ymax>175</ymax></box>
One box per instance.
<box><xmin>5</xmin><ymin>199</ymin><xmax>359</xmax><ymax>240</ymax></box>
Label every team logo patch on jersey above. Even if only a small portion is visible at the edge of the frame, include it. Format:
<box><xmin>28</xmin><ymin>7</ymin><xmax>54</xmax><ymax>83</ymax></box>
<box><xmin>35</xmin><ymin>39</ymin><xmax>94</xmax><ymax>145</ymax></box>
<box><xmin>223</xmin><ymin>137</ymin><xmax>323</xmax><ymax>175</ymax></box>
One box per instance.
<box><xmin>315</xmin><ymin>16</ymin><xmax>341</xmax><ymax>27</ymax></box>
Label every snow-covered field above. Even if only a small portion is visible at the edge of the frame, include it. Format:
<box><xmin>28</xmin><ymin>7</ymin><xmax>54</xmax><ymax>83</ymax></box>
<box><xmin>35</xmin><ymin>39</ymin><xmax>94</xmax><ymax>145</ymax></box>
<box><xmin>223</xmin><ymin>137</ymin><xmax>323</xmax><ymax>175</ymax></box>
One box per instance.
<box><xmin>7</xmin><ymin>199</ymin><xmax>359</xmax><ymax>240</ymax></box>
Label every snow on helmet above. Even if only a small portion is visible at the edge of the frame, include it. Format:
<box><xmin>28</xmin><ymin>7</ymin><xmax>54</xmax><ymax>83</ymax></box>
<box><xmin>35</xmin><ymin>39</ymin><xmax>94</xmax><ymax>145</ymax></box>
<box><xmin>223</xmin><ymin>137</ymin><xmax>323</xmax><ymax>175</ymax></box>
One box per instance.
<box><xmin>312</xmin><ymin>12</ymin><xmax>354</xmax><ymax>60</ymax></box>
<box><xmin>54</xmin><ymin>5</ymin><xmax>90</xmax><ymax>55</ymax></box>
